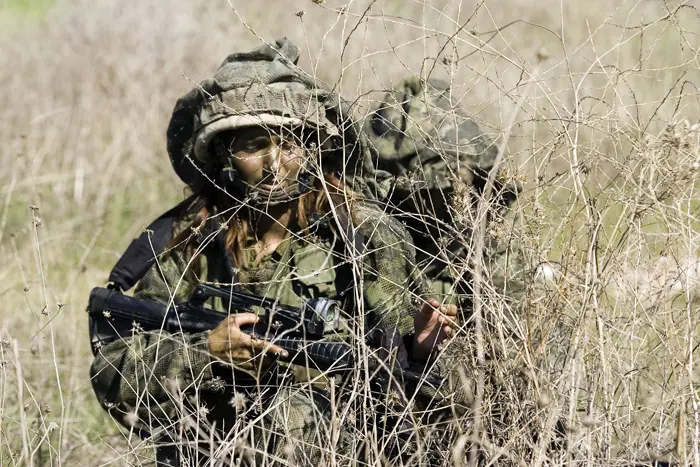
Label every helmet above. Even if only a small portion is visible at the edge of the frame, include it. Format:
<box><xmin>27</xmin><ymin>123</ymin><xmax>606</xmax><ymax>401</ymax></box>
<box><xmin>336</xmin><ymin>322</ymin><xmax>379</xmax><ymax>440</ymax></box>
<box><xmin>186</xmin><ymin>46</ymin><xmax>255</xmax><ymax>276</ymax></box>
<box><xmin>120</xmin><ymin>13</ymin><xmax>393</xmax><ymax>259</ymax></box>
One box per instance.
<box><xmin>166</xmin><ymin>38</ymin><xmax>387</xmax><ymax>203</ymax></box>
<box><xmin>365</xmin><ymin>76</ymin><xmax>517</xmax><ymax>194</ymax></box>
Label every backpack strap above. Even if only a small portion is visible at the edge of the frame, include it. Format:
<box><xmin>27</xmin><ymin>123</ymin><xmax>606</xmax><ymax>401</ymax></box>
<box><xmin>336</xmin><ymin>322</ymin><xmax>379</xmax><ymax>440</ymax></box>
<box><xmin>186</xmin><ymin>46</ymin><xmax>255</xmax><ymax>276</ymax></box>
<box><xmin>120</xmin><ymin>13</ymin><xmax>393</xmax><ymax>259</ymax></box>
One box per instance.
<box><xmin>108</xmin><ymin>196</ymin><xmax>196</xmax><ymax>291</ymax></box>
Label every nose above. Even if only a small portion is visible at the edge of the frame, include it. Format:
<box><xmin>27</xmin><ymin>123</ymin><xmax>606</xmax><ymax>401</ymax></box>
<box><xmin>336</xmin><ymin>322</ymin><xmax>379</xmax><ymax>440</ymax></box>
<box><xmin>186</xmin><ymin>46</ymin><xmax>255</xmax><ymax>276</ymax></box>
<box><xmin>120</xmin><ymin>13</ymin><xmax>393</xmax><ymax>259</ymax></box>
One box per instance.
<box><xmin>263</xmin><ymin>141</ymin><xmax>284</xmax><ymax>179</ymax></box>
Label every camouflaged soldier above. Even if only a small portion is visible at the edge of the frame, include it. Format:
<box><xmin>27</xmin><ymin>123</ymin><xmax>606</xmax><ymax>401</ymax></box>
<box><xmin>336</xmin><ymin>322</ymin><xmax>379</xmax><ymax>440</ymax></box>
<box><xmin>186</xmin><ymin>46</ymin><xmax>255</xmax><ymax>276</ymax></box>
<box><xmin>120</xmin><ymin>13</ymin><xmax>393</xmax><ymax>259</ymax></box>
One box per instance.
<box><xmin>364</xmin><ymin>78</ymin><xmax>531</xmax><ymax>446</ymax></box>
<box><xmin>364</xmin><ymin>76</ymin><xmax>527</xmax><ymax>313</ymax></box>
<box><xmin>89</xmin><ymin>39</ymin><xmax>456</xmax><ymax>466</ymax></box>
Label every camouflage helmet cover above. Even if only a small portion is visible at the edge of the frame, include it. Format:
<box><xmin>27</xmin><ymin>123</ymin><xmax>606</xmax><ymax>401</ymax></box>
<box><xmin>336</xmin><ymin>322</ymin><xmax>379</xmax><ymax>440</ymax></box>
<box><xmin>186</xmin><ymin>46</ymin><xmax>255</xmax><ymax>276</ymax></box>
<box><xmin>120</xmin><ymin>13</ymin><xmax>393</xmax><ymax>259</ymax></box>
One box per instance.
<box><xmin>365</xmin><ymin>76</ymin><xmax>506</xmax><ymax>192</ymax></box>
<box><xmin>364</xmin><ymin>77</ymin><xmax>521</xmax><ymax>275</ymax></box>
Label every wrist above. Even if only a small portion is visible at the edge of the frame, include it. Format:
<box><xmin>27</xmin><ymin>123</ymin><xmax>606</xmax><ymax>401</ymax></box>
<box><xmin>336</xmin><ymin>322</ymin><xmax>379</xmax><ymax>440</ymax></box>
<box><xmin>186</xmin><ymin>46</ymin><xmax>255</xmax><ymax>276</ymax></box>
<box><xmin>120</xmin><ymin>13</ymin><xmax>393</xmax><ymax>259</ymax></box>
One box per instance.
<box><xmin>411</xmin><ymin>338</ymin><xmax>431</xmax><ymax>363</ymax></box>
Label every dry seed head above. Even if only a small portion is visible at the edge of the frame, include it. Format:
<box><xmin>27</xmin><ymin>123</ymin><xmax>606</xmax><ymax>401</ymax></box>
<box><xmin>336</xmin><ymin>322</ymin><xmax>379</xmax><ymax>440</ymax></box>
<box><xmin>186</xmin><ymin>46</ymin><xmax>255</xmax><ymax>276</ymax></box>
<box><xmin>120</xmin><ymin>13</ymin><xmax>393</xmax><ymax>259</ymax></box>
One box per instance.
<box><xmin>205</xmin><ymin>376</ymin><xmax>226</xmax><ymax>391</ymax></box>
<box><xmin>165</xmin><ymin>377</ymin><xmax>181</xmax><ymax>394</ymax></box>
<box><xmin>451</xmin><ymin>179</ymin><xmax>474</xmax><ymax>228</ymax></box>
<box><xmin>123</xmin><ymin>411</ymin><xmax>140</xmax><ymax>427</ymax></box>
<box><xmin>181</xmin><ymin>415</ymin><xmax>197</xmax><ymax>430</ymax></box>
<box><xmin>282</xmin><ymin>442</ymin><xmax>296</xmax><ymax>459</ymax></box>
<box><xmin>230</xmin><ymin>391</ymin><xmax>247</xmax><ymax>411</ymax></box>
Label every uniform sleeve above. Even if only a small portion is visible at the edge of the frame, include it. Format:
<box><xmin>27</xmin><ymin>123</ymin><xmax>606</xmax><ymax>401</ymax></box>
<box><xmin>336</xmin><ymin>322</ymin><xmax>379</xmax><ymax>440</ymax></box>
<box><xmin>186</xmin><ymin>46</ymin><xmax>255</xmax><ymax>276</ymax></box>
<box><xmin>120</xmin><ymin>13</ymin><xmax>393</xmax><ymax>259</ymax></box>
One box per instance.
<box><xmin>89</xmin><ymin>249</ymin><xmax>215</xmax><ymax>431</ymax></box>
<box><xmin>353</xmin><ymin>202</ymin><xmax>428</xmax><ymax>336</ymax></box>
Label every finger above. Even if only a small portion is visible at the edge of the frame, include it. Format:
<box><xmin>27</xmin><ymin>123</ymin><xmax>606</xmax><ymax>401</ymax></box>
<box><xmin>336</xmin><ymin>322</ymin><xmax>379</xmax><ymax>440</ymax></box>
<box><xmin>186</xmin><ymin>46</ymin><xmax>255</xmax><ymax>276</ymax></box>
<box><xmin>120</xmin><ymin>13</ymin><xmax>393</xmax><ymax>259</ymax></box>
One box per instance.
<box><xmin>232</xmin><ymin>313</ymin><xmax>260</xmax><ymax>328</ymax></box>
<box><xmin>442</xmin><ymin>304</ymin><xmax>458</xmax><ymax>317</ymax></box>
<box><xmin>248</xmin><ymin>337</ymin><xmax>289</xmax><ymax>359</ymax></box>
<box><xmin>421</xmin><ymin>298</ymin><xmax>440</xmax><ymax>314</ymax></box>
<box><xmin>436</xmin><ymin>305</ymin><xmax>459</xmax><ymax>326</ymax></box>
<box><xmin>438</xmin><ymin>311</ymin><xmax>456</xmax><ymax>323</ymax></box>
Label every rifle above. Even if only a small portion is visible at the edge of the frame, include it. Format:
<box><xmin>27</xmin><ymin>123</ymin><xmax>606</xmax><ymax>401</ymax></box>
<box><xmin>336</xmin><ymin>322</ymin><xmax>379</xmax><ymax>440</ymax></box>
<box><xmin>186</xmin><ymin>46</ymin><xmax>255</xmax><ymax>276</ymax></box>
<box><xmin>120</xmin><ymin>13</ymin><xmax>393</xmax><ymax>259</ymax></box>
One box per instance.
<box><xmin>87</xmin><ymin>283</ymin><xmax>441</xmax><ymax>388</ymax></box>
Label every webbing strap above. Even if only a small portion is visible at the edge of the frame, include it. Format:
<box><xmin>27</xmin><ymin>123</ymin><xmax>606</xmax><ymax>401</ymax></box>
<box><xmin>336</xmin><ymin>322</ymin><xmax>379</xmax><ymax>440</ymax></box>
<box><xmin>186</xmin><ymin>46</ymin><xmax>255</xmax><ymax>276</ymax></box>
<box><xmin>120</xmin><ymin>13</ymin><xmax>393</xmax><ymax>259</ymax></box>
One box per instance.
<box><xmin>108</xmin><ymin>196</ymin><xmax>195</xmax><ymax>291</ymax></box>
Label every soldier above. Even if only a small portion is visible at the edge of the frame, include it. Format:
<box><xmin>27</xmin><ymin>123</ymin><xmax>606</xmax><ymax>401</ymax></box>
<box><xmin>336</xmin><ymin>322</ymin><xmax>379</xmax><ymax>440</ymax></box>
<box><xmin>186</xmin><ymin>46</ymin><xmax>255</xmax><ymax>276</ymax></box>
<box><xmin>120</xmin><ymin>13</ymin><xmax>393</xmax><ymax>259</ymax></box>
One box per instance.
<box><xmin>89</xmin><ymin>39</ymin><xmax>456</xmax><ymax>466</ymax></box>
<box><xmin>364</xmin><ymin>77</ymin><xmax>532</xmax><ymax>461</ymax></box>
<box><xmin>364</xmin><ymin>76</ymin><xmax>526</xmax><ymax>310</ymax></box>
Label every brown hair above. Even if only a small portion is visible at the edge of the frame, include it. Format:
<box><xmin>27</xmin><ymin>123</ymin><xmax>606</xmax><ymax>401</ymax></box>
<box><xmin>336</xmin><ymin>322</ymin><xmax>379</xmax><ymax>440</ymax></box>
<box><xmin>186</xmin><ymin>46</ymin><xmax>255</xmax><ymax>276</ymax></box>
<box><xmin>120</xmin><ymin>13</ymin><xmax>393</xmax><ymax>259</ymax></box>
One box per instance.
<box><xmin>171</xmin><ymin>173</ymin><xmax>351</xmax><ymax>267</ymax></box>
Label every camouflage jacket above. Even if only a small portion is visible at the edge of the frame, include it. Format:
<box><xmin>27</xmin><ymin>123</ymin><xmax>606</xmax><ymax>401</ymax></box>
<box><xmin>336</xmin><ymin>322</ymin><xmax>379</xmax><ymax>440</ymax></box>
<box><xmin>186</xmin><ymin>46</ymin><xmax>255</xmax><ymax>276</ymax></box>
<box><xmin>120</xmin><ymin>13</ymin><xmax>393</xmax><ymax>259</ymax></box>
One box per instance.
<box><xmin>89</xmin><ymin>198</ymin><xmax>425</xmax><ymax>432</ymax></box>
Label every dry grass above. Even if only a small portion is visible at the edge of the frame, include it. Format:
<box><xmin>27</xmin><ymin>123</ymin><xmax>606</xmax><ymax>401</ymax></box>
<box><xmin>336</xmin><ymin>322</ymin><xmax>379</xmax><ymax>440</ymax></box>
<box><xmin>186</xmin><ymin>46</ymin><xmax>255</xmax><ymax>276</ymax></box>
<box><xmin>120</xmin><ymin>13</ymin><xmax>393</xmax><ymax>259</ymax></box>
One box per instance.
<box><xmin>1</xmin><ymin>0</ymin><xmax>699</xmax><ymax>465</ymax></box>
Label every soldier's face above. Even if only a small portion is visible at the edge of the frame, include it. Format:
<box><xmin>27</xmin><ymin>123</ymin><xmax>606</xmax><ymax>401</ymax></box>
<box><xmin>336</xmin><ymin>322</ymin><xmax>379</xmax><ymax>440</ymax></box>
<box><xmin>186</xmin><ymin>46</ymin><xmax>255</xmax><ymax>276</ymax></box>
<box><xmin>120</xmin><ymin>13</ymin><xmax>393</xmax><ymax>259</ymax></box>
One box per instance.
<box><xmin>221</xmin><ymin>126</ymin><xmax>306</xmax><ymax>189</ymax></box>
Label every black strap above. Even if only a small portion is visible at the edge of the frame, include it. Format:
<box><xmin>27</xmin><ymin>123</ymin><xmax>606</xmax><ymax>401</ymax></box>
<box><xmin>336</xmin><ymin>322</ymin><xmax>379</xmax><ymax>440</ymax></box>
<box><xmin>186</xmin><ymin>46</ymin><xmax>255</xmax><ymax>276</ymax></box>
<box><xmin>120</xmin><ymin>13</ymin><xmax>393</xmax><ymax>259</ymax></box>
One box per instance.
<box><xmin>108</xmin><ymin>196</ymin><xmax>195</xmax><ymax>291</ymax></box>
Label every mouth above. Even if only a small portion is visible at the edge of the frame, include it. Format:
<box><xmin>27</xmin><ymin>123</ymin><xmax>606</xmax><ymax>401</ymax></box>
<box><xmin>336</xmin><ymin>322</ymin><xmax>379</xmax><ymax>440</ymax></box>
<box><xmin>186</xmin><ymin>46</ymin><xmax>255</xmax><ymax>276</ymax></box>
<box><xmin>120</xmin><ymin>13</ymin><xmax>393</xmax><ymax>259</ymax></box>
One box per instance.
<box><xmin>257</xmin><ymin>172</ymin><xmax>297</xmax><ymax>189</ymax></box>
<box><xmin>254</xmin><ymin>178</ymin><xmax>297</xmax><ymax>193</ymax></box>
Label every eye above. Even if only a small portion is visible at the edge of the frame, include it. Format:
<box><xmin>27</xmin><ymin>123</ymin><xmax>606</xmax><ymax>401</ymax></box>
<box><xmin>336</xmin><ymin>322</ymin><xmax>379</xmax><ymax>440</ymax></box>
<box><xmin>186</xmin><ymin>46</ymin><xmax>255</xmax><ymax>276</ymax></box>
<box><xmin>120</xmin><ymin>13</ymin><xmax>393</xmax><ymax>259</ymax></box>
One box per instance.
<box><xmin>241</xmin><ymin>139</ymin><xmax>268</xmax><ymax>153</ymax></box>
<box><xmin>280</xmin><ymin>140</ymin><xmax>296</xmax><ymax>151</ymax></box>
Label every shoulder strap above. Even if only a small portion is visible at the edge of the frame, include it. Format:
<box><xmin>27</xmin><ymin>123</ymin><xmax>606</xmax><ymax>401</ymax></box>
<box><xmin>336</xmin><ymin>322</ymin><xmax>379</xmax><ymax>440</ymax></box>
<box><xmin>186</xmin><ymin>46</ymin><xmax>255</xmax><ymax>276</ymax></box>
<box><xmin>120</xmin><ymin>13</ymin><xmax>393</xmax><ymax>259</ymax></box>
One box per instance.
<box><xmin>108</xmin><ymin>196</ymin><xmax>196</xmax><ymax>291</ymax></box>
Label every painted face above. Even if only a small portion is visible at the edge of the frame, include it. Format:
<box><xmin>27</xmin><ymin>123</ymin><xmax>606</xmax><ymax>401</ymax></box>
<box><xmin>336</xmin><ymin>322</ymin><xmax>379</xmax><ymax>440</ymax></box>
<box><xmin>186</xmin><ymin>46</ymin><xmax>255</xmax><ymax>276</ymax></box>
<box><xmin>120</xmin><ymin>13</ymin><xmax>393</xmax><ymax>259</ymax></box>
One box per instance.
<box><xmin>219</xmin><ymin>126</ymin><xmax>306</xmax><ymax>190</ymax></box>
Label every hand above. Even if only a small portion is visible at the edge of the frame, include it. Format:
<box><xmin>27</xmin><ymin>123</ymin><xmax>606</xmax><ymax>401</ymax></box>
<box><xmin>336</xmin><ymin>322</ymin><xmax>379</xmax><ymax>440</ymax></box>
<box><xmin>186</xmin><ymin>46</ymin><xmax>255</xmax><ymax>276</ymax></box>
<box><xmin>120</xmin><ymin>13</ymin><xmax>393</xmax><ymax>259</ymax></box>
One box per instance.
<box><xmin>208</xmin><ymin>313</ymin><xmax>289</xmax><ymax>372</ymax></box>
<box><xmin>413</xmin><ymin>298</ymin><xmax>458</xmax><ymax>363</ymax></box>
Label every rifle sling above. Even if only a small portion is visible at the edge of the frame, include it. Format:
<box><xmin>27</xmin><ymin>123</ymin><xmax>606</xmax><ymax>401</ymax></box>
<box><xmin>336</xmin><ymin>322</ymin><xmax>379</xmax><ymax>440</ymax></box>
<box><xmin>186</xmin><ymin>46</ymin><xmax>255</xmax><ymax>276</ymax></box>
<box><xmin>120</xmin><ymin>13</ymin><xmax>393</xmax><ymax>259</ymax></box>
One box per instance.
<box><xmin>107</xmin><ymin>196</ymin><xmax>196</xmax><ymax>291</ymax></box>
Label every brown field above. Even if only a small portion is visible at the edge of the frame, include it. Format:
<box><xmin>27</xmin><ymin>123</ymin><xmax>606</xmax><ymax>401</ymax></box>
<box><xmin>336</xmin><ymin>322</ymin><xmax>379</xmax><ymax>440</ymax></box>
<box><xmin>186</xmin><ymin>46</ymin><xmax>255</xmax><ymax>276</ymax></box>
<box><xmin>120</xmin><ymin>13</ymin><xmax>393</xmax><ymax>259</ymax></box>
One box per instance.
<box><xmin>1</xmin><ymin>0</ymin><xmax>699</xmax><ymax>465</ymax></box>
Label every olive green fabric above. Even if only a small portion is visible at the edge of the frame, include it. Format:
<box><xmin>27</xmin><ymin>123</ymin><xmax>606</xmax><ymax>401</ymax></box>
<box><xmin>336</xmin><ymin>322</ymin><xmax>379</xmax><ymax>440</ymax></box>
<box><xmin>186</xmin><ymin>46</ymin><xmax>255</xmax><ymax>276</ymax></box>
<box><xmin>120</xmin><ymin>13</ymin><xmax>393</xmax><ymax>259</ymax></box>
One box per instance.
<box><xmin>89</xmin><ymin>199</ymin><xmax>423</xmax><ymax>464</ymax></box>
